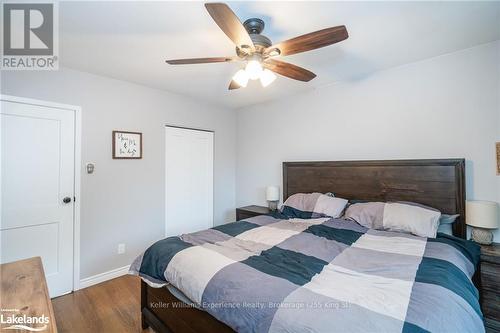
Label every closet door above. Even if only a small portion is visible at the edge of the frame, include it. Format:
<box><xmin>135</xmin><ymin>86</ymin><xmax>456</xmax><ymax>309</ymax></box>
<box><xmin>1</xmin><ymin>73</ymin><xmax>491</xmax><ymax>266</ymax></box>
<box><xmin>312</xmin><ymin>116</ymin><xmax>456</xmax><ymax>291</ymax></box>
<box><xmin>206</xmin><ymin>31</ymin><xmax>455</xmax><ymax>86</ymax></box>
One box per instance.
<box><xmin>165</xmin><ymin>126</ymin><xmax>214</xmax><ymax>237</ymax></box>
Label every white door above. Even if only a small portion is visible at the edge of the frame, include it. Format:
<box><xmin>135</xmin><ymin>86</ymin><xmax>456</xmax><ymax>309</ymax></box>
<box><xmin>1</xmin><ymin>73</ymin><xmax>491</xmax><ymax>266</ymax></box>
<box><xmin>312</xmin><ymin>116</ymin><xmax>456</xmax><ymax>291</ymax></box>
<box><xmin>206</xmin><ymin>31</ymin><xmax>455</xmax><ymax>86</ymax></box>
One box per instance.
<box><xmin>1</xmin><ymin>98</ymin><xmax>75</xmax><ymax>297</ymax></box>
<box><xmin>165</xmin><ymin>126</ymin><xmax>213</xmax><ymax>237</ymax></box>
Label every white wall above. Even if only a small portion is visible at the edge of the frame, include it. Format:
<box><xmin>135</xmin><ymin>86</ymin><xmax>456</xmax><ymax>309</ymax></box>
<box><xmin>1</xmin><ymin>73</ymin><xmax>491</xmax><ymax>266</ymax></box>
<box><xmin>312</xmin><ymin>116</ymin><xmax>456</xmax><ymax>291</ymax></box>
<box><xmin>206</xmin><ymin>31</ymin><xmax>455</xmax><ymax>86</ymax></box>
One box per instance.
<box><xmin>1</xmin><ymin>67</ymin><xmax>236</xmax><ymax>279</ymax></box>
<box><xmin>1</xmin><ymin>41</ymin><xmax>499</xmax><ymax>279</ymax></box>
<box><xmin>236</xmin><ymin>41</ymin><xmax>500</xmax><ymax>240</ymax></box>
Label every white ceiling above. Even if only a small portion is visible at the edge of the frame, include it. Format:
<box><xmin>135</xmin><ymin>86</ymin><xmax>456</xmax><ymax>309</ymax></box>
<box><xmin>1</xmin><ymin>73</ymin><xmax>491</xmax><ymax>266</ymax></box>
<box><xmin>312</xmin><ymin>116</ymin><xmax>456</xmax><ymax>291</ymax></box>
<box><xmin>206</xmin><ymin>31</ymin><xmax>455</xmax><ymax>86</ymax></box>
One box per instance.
<box><xmin>60</xmin><ymin>1</ymin><xmax>500</xmax><ymax>109</ymax></box>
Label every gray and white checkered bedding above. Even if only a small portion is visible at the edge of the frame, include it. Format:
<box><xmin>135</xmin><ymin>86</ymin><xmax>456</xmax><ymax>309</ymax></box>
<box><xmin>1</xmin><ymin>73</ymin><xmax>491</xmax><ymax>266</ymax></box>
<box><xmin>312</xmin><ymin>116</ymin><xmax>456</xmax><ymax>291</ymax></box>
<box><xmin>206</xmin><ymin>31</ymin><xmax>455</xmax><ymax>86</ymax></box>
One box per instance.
<box><xmin>130</xmin><ymin>213</ymin><xmax>483</xmax><ymax>333</ymax></box>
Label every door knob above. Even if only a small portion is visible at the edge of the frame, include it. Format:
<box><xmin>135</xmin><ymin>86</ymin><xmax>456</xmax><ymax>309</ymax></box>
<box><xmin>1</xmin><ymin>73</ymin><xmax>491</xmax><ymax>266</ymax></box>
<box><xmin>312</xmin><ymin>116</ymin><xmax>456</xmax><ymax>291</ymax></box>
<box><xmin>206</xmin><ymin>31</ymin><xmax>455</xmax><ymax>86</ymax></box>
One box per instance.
<box><xmin>63</xmin><ymin>197</ymin><xmax>72</xmax><ymax>204</ymax></box>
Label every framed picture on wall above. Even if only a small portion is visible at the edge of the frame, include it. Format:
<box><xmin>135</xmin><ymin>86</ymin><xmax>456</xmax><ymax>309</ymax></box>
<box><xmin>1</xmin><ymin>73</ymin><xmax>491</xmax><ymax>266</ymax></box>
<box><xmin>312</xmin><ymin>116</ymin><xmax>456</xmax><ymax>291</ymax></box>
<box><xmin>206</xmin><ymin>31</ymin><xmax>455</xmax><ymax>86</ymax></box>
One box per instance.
<box><xmin>496</xmin><ymin>142</ymin><xmax>500</xmax><ymax>175</ymax></box>
<box><xmin>112</xmin><ymin>130</ymin><xmax>142</xmax><ymax>159</ymax></box>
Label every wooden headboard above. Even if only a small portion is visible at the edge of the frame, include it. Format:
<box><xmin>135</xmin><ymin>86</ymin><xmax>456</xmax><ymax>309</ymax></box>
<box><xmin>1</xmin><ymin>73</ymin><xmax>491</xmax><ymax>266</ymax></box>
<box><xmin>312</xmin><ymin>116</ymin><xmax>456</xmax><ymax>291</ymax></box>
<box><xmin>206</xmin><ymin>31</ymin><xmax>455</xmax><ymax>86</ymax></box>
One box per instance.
<box><xmin>283</xmin><ymin>159</ymin><xmax>466</xmax><ymax>238</ymax></box>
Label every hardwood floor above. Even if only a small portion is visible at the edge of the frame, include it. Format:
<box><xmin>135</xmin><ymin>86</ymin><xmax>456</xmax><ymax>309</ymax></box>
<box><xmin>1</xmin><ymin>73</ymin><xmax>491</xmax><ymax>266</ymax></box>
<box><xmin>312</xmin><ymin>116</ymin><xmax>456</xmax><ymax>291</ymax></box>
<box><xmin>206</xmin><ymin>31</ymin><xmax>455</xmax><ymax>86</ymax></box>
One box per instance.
<box><xmin>52</xmin><ymin>275</ymin><xmax>152</xmax><ymax>333</ymax></box>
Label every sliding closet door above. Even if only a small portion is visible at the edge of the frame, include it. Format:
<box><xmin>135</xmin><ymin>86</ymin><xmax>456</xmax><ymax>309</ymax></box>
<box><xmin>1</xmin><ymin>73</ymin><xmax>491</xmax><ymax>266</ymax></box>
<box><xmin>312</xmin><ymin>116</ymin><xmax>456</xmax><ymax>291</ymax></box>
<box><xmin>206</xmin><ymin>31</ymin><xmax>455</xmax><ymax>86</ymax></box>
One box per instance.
<box><xmin>165</xmin><ymin>126</ymin><xmax>214</xmax><ymax>237</ymax></box>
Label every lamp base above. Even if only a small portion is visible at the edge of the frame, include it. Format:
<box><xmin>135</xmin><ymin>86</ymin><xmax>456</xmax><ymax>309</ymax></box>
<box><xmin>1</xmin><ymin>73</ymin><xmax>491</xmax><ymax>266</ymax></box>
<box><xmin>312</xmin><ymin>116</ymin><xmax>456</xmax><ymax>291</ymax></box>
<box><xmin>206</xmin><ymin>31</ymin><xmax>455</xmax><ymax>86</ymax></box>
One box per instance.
<box><xmin>471</xmin><ymin>227</ymin><xmax>494</xmax><ymax>245</ymax></box>
<box><xmin>267</xmin><ymin>200</ymin><xmax>278</xmax><ymax>211</ymax></box>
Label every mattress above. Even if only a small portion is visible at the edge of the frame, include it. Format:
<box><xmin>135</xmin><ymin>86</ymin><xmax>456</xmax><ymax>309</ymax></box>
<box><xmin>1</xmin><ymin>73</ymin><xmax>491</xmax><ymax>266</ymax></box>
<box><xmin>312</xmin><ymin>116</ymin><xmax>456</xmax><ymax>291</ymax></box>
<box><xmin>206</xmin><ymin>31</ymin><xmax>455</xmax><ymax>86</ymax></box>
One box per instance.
<box><xmin>166</xmin><ymin>284</ymin><xmax>196</xmax><ymax>306</ymax></box>
<box><xmin>130</xmin><ymin>213</ymin><xmax>483</xmax><ymax>333</ymax></box>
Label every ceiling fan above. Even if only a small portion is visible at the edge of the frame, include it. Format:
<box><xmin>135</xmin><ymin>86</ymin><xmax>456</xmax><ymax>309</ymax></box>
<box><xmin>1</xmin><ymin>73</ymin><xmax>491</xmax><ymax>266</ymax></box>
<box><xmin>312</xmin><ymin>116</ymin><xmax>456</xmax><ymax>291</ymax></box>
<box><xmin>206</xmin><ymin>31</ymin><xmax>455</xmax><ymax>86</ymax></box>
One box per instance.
<box><xmin>166</xmin><ymin>2</ymin><xmax>349</xmax><ymax>90</ymax></box>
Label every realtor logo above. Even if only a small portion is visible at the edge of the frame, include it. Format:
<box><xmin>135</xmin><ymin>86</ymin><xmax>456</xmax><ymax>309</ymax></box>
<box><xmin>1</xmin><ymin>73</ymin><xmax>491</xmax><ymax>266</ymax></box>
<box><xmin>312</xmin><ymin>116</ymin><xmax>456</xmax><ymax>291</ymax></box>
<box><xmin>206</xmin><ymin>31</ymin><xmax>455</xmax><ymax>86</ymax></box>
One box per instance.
<box><xmin>2</xmin><ymin>2</ymin><xmax>58</xmax><ymax>70</ymax></box>
<box><xmin>1</xmin><ymin>309</ymin><xmax>49</xmax><ymax>331</ymax></box>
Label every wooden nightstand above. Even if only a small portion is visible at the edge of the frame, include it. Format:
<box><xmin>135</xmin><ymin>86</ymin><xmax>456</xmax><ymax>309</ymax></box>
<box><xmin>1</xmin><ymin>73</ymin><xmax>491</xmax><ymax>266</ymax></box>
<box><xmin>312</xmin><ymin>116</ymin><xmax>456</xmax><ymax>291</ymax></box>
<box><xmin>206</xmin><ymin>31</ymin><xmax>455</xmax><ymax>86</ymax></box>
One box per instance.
<box><xmin>480</xmin><ymin>243</ymin><xmax>500</xmax><ymax>333</ymax></box>
<box><xmin>236</xmin><ymin>205</ymin><xmax>271</xmax><ymax>221</ymax></box>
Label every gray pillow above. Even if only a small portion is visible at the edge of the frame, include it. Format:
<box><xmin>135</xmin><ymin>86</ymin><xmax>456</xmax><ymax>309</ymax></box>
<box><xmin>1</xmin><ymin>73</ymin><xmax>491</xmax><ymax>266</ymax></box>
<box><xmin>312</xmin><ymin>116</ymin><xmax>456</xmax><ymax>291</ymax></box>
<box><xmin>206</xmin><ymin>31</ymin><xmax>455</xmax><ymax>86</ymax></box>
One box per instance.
<box><xmin>343</xmin><ymin>202</ymin><xmax>385</xmax><ymax>229</ymax></box>
<box><xmin>439</xmin><ymin>214</ymin><xmax>460</xmax><ymax>224</ymax></box>
<box><xmin>282</xmin><ymin>192</ymin><xmax>348</xmax><ymax>218</ymax></box>
<box><xmin>344</xmin><ymin>201</ymin><xmax>459</xmax><ymax>236</ymax></box>
<box><xmin>383</xmin><ymin>202</ymin><xmax>441</xmax><ymax>238</ymax></box>
<box><xmin>437</xmin><ymin>214</ymin><xmax>460</xmax><ymax>234</ymax></box>
<box><xmin>394</xmin><ymin>201</ymin><xmax>440</xmax><ymax>212</ymax></box>
<box><xmin>395</xmin><ymin>201</ymin><xmax>459</xmax><ymax>226</ymax></box>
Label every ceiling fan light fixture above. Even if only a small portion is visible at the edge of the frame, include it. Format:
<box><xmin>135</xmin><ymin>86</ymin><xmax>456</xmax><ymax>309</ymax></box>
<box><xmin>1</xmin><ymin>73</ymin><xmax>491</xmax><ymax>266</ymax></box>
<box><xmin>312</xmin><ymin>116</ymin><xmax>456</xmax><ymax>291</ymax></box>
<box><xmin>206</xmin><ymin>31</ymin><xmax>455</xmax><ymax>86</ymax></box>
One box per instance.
<box><xmin>245</xmin><ymin>60</ymin><xmax>263</xmax><ymax>80</ymax></box>
<box><xmin>232</xmin><ymin>69</ymin><xmax>249</xmax><ymax>88</ymax></box>
<box><xmin>260</xmin><ymin>69</ymin><xmax>276</xmax><ymax>87</ymax></box>
<box><xmin>167</xmin><ymin>3</ymin><xmax>346</xmax><ymax>90</ymax></box>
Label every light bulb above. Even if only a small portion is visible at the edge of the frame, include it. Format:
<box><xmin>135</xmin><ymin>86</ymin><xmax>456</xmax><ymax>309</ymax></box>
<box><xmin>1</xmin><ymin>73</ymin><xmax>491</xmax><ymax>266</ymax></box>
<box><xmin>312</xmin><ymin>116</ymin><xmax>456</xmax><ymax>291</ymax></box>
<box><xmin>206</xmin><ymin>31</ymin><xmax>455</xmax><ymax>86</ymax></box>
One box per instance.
<box><xmin>245</xmin><ymin>60</ymin><xmax>263</xmax><ymax>80</ymax></box>
<box><xmin>232</xmin><ymin>69</ymin><xmax>249</xmax><ymax>88</ymax></box>
<box><xmin>260</xmin><ymin>69</ymin><xmax>276</xmax><ymax>87</ymax></box>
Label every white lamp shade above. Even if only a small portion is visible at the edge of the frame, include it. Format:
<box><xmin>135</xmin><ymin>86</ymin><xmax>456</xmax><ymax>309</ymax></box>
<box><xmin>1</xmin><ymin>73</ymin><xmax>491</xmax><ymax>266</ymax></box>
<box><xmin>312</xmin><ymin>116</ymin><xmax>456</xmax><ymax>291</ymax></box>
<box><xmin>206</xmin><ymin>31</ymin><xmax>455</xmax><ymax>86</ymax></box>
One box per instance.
<box><xmin>260</xmin><ymin>69</ymin><xmax>276</xmax><ymax>87</ymax></box>
<box><xmin>232</xmin><ymin>69</ymin><xmax>249</xmax><ymax>88</ymax></box>
<box><xmin>266</xmin><ymin>186</ymin><xmax>280</xmax><ymax>201</ymax></box>
<box><xmin>245</xmin><ymin>60</ymin><xmax>263</xmax><ymax>80</ymax></box>
<box><xmin>466</xmin><ymin>200</ymin><xmax>499</xmax><ymax>229</ymax></box>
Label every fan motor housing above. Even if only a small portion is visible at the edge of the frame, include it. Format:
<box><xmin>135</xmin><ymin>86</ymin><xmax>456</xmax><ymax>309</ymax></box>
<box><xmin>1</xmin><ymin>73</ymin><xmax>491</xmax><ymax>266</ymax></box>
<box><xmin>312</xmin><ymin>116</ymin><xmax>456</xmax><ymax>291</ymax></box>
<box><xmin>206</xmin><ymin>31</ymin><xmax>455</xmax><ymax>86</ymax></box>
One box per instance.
<box><xmin>249</xmin><ymin>34</ymin><xmax>272</xmax><ymax>48</ymax></box>
<box><xmin>238</xmin><ymin>18</ymin><xmax>272</xmax><ymax>57</ymax></box>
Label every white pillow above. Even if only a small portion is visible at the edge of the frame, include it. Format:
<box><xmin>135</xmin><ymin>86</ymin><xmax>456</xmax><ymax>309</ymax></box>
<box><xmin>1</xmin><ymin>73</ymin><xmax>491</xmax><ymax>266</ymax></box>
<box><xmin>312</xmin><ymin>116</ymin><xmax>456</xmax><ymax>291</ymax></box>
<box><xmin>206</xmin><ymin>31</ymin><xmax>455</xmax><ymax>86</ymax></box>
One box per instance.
<box><xmin>313</xmin><ymin>195</ymin><xmax>348</xmax><ymax>218</ymax></box>
<box><xmin>383</xmin><ymin>202</ymin><xmax>441</xmax><ymax>238</ymax></box>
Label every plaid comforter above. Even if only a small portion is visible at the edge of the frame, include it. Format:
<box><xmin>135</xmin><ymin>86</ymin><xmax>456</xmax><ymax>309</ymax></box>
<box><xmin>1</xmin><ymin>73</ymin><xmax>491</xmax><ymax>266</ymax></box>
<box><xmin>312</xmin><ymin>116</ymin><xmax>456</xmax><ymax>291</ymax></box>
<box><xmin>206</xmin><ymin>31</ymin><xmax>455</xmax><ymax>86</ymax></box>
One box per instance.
<box><xmin>130</xmin><ymin>213</ymin><xmax>483</xmax><ymax>333</ymax></box>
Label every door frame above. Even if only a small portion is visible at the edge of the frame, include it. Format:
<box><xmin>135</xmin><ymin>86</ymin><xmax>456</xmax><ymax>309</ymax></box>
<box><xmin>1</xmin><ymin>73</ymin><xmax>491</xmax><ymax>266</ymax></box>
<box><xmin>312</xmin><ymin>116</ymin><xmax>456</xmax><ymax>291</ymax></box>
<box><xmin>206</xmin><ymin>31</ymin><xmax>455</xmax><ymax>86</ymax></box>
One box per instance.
<box><xmin>1</xmin><ymin>94</ymin><xmax>82</xmax><ymax>292</ymax></box>
<box><xmin>164</xmin><ymin>125</ymin><xmax>215</xmax><ymax>237</ymax></box>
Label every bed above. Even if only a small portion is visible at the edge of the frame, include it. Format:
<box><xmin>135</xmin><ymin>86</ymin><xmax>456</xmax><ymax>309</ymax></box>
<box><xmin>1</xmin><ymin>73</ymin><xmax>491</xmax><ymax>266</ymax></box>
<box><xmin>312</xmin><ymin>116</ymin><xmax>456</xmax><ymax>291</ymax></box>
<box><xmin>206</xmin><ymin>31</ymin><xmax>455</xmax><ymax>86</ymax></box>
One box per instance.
<box><xmin>132</xmin><ymin>159</ymin><xmax>484</xmax><ymax>333</ymax></box>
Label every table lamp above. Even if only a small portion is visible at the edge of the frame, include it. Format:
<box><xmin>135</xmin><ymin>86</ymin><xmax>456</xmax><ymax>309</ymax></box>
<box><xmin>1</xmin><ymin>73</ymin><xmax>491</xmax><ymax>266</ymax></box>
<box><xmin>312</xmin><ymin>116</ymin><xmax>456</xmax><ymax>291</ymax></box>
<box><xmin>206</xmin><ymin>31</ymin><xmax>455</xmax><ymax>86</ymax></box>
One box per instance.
<box><xmin>266</xmin><ymin>186</ymin><xmax>280</xmax><ymax>211</ymax></box>
<box><xmin>466</xmin><ymin>200</ymin><xmax>499</xmax><ymax>245</ymax></box>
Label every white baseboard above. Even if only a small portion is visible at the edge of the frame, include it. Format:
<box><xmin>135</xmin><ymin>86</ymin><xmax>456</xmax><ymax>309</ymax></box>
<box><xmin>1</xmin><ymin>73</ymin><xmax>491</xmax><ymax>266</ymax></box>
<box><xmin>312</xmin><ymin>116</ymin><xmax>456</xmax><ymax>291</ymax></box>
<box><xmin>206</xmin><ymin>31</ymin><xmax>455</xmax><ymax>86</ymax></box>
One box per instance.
<box><xmin>78</xmin><ymin>265</ymin><xmax>130</xmax><ymax>290</ymax></box>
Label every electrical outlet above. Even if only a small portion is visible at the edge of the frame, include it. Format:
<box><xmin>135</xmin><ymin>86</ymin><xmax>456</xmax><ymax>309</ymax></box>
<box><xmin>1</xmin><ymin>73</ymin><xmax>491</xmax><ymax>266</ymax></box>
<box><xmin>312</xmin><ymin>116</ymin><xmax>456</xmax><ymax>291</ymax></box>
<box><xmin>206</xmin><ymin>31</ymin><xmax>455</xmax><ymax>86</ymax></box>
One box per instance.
<box><xmin>118</xmin><ymin>243</ymin><xmax>126</xmax><ymax>254</ymax></box>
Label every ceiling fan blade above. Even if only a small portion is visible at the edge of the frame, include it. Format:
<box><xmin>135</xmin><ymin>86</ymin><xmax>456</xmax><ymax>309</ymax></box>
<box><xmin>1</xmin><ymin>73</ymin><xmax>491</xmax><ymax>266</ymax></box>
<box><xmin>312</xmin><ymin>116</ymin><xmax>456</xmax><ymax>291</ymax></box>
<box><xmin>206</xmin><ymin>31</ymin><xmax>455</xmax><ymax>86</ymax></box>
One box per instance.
<box><xmin>265</xmin><ymin>25</ymin><xmax>348</xmax><ymax>57</ymax></box>
<box><xmin>205</xmin><ymin>3</ymin><xmax>254</xmax><ymax>52</ymax></box>
<box><xmin>166</xmin><ymin>57</ymin><xmax>236</xmax><ymax>65</ymax></box>
<box><xmin>263</xmin><ymin>59</ymin><xmax>316</xmax><ymax>82</ymax></box>
<box><xmin>228</xmin><ymin>80</ymin><xmax>241</xmax><ymax>90</ymax></box>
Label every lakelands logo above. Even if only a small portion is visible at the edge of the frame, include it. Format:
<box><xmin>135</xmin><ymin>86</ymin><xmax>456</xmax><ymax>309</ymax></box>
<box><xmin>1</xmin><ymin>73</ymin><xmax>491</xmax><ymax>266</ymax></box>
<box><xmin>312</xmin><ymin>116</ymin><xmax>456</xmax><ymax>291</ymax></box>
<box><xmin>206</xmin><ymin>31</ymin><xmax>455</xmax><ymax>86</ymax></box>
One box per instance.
<box><xmin>1</xmin><ymin>311</ymin><xmax>49</xmax><ymax>331</ymax></box>
<box><xmin>1</xmin><ymin>2</ymin><xmax>59</xmax><ymax>70</ymax></box>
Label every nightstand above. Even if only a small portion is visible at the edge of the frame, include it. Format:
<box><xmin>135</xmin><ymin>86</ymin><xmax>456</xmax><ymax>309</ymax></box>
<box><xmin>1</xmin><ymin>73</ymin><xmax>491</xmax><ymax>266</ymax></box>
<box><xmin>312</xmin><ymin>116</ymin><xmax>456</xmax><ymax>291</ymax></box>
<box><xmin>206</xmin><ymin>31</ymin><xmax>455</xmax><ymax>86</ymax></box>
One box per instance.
<box><xmin>480</xmin><ymin>243</ymin><xmax>500</xmax><ymax>333</ymax></box>
<box><xmin>236</xmin><ymin>205</ymin><xmax>271</xmax><ymax>221</ymax></box>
